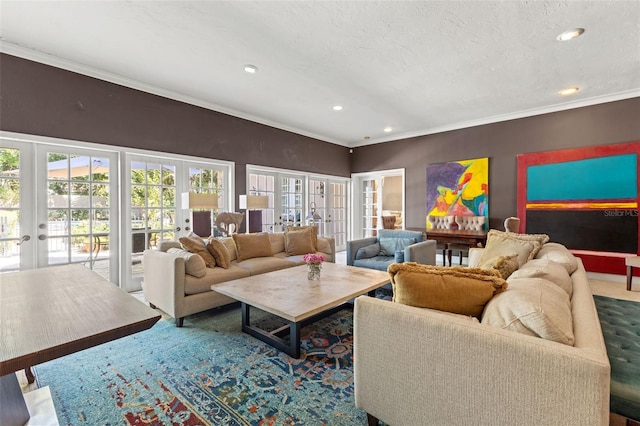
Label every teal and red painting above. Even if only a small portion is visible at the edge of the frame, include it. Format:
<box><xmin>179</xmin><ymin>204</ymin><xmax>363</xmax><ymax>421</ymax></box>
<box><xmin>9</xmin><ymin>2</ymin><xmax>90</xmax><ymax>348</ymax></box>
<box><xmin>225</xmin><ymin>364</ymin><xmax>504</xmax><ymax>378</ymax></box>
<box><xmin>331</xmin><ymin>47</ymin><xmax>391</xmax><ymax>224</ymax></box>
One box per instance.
<box><xmin>517</xmin><ymin>141</ymin><xmax>640</xmax><ymax>275</ymax></box>
<box><xmin>426</xmin><ymin>157</ymin><xmax>488</xmax><ymax>227</ymax></box>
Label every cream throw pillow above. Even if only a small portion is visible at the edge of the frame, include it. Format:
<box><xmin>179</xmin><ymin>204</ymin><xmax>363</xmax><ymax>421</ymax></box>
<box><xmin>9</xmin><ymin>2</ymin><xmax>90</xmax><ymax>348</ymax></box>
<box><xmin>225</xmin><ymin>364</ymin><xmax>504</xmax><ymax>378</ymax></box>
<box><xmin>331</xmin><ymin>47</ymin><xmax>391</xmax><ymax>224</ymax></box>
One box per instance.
<box><xmin>534</xmin><ymin>242</ymin><xmax>579</xmax><ymax>274</ymax></box>
<box><xmin>481</xmin><ymin>279</ymin><xmax>574</xmax><ymax>346</ymax></box>
<box><xmin>178</xmin><ymin>235</ymin><xmax>216</xmax><ymax>268</ymax></box>
<box><xmin>478</xmin><ymin>230</ymin><xmax>544</xmax><ymax>268</ymax></box>
<box><xmin>388</xmin><ymin>263</ymin><xmax>508</xmax><ymax>318</ymax></box>
<box><xmin>167</xmin><ymin>247</ymin><xmax>207</xmax><ymax>277</ymax></box>
<box><xmin>509</xmin><ymin>258</ymin><xmax>573</xmax><ymax>298</ymax></box>
<box><xmin>232</xmin><ymin>232</ymin><xmax>273</xmax><ymax>261</ymax></box>
<box><xmin>284</xmin><ymin>228</ymin><xmax>316</xmax><ymax>256</ymax></box>
<box><xmin>480</xmin><ymin>254</ymin><xmax>520</xmax><ymax>279</ymax></box>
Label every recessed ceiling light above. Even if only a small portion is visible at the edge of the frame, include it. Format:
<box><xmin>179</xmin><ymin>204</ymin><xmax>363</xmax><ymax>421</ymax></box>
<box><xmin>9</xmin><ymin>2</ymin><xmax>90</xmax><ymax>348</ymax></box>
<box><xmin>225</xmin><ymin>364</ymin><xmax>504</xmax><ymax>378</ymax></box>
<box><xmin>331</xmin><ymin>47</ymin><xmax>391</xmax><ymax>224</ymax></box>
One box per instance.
<box><xmin>556</xmin><ymin>28</ymin><xmax>585</xmax><ymax>41</ymax></box>
<box><xmin>384</xmin><ymin>127</ymin><xmax>393</xmax><ymax>133</ymax></box>
<box><xmin>333</xmin><ymin>105</ymin><xmax>343</xmax><ymax>111</ymax></box>
<box><xmin>243</xmin><ymin>64</ymin><xmax>258</xmax><ymax>74</ymax></box>
<box><xmin>558</xmin><ymin>86</ymin><xmax>580</xmax><ymax>96</ymax></box>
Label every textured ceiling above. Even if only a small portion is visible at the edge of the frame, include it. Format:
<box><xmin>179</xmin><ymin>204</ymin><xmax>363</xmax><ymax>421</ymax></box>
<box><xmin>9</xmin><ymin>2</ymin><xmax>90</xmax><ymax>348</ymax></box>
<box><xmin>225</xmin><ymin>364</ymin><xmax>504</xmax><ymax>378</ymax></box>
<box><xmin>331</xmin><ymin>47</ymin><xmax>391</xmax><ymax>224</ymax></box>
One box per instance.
<box><xmin>1</xmin><ymin>1</ymin><xmax>639</xmax><ymax>147</ymax></box>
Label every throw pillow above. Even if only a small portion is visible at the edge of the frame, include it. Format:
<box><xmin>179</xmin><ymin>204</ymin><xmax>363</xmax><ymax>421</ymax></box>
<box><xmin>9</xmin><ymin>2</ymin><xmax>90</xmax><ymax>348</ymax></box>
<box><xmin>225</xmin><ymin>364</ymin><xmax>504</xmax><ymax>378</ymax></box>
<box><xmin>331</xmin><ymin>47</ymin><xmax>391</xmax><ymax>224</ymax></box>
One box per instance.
<box><xmin>394</xmin><ymin>250</ymin><xmax>405</xmax><ymax>263</ymax></box>
<box><xmin>286</xmin><ymin>225</ymin><xmax>318</xmax><ymax>252</ymax></box>
<box><xmin>534</xmin><ymin>242</ymin><xmax>579</xmax><ymax>275</ymax></box>
<box><xmin>508</xmin><ymin>259</ymin><xmax>573</xmax><ymax>298</ymax></box>
<box><xmin>220</xmin><ymin>237</ymin><xmax>237</xmax><ymax>262</ymax></box>
<box><xmin>355</xmin><ymin>242</ymin><xmax>381</xmax><ymax>260</ymax></box>
<box><xmin>480</xmin><ymin>254</ymin><xmax>519</xmax><ymax>279</ymax></box>
<box><xmin>481</xmin><ymin>279</ymin><xmax>574</xmax><ymax>346</ymax></box>
<box><xmin>232</xmin><ymin>232</ymin><xmax>273</xmax><ymax>261</ymax></box>
<box><xmin>167</xmin><ymin>247</ymin><xmax>207</xmax><ymax>277</ymax></box>
<box><xmin>388</xmin><ymin>262</ymin><xmax>508</xmax><ymax>318</ymax></box>
<box><xmin>379</xmin><ymin>237</ymin><xmax>416</xmax><ymax>256</ymax></box>
<box><xmin>178</xmin><ymin>235</ymin><xmax>216</xmax><ymax>268</ymax></box>
<box><xmin>284</xmin><ymin>228</ymin><xmax>316</xmax><ymax>256</ymax></box>
<box><xmin>477</xmin><ymin>230</ymin><xmax>542</xmax><ymax>268</ymax></box>
<box><xmin>206</xmin><ymin>238</ymin><xmax>231</xmax><ymax>269</ymax></box>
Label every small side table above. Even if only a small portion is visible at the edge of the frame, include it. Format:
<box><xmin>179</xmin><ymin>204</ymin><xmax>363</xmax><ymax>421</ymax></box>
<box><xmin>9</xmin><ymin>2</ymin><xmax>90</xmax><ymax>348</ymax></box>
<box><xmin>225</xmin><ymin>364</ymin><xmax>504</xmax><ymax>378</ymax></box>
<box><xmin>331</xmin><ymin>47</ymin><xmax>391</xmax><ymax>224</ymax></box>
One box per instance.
<box><xmin>626</xmin><ymin>256</ymin><xmax>640</xmax><ymax>291</ymax></box>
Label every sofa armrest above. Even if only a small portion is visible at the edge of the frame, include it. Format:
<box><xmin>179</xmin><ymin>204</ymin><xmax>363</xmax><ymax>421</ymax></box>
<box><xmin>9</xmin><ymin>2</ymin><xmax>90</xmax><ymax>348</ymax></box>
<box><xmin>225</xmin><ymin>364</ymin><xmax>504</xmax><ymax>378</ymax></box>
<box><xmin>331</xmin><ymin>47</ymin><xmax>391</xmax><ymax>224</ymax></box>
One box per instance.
<box><xmin>354</xmin><ymin>296</ymin><xmax>609</xmax><ymax>426</ymax></box>
<box><xmin>317</xmin><ymin>236</ymin><xmax>336</xmax><ymax>263</ymax></box>
<box><xmin>404</xmin><ymin>239</ymin><xmax>436</xmax><ymax>265</ymax></box>
<box><xmin>142</xmin><ymin>249</ymin><xmax>186</xmax><ymax>319</ymax></box>
<box><xmin>346</xmin><ymin>237</ymin><xmax>378</xmax><ymax>265</ymax></box>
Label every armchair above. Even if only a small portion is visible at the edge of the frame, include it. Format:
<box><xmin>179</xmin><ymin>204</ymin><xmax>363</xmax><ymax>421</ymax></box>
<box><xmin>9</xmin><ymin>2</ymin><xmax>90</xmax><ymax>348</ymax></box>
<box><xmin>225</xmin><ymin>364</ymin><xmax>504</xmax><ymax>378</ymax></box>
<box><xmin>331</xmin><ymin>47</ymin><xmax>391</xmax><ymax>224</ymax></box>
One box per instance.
<box><xmin>346</xmin><ymin>229</ymin><xmax>436</xmax><ymax>271</ymax></box>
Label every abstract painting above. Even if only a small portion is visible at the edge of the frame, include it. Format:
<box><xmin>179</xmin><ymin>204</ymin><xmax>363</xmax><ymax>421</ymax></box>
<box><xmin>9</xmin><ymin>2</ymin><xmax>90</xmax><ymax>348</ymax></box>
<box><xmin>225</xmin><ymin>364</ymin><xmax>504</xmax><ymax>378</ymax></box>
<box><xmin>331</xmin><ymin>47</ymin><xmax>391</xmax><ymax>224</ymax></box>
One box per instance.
<box><xmin>426</xmin><ymin>157</ymin><xmax>488</xmax><ymax>226</ymax></box>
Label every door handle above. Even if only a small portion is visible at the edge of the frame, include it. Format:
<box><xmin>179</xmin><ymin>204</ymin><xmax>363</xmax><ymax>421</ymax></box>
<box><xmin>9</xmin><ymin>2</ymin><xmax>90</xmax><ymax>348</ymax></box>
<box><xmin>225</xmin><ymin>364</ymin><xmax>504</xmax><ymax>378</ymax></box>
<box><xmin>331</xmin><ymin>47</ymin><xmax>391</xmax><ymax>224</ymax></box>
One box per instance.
<box><xmin>17</xmin><ymin>235</ymin><xmax>31</xmax><ymax>245</ymax></box>
<box><xmin>175</xmin><ymin>227</ymin><xmax>181</xmax><ymax>232</ymax></box>
<box><xmin>38</xmin><ymin>234</ymin><xmax>47</xmax><ymax>241</ymax></box>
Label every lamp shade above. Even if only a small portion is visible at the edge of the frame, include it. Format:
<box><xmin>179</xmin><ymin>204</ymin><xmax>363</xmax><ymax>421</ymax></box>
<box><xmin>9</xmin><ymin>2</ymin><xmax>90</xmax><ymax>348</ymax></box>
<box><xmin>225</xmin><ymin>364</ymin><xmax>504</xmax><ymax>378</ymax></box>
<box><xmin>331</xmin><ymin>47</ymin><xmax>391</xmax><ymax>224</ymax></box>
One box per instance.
<box><xmin>239</xmin><ymin>195</ymin><xmax>269</xmax><ymax>209</ymax></box>
<box><xmin>181</xmin><ymin>192</ymin><xmax>219</xmax><ymax>209</ymax></box>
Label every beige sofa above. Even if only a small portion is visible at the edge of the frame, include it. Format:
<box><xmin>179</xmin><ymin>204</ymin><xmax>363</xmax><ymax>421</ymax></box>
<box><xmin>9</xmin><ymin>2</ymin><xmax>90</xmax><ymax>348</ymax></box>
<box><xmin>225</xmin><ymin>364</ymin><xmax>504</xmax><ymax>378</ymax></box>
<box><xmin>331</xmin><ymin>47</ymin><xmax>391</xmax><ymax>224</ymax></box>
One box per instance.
<box><xmin>354</xmin><ymin>239</ymin><xmax>610</xmax><ymax>426</ymax></box>
<box><xmin>143</xmin><ymin>232</ymin><xmax>335</xmax><ymax>326</ymax></box>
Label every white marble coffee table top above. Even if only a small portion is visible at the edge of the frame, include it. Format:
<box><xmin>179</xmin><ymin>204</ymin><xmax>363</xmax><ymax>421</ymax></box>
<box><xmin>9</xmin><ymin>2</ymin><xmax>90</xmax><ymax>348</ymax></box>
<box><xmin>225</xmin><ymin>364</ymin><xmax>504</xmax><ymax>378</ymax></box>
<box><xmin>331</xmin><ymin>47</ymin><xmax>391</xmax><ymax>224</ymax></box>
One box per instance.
<box><xmin>212</xmin><ymin>263</ymin><xmax>390</xmax><ymax>322</ymax></box>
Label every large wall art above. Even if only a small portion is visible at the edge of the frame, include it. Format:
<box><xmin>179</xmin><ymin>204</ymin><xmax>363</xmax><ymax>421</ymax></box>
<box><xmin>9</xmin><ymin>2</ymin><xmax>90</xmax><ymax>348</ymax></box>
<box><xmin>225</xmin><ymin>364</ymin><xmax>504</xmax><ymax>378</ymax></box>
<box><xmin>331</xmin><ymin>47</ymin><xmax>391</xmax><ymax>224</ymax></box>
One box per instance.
<box><xmin>517</xmin><ymin>141</ymin><xmax>640</xmax><ymax>274</ymax></box>
<box><xmin>426</xmin><ymin>157</ymin><xmax>488</xmax><ymax>227</ymax></box>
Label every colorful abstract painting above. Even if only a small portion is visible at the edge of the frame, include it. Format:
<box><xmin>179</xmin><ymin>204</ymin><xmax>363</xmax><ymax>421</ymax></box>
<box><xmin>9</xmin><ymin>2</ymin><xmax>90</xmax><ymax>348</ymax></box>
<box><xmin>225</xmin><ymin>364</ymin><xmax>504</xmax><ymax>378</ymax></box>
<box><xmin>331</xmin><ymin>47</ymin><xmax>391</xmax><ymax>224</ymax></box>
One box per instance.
<box><xmin>517</xmin><ymin>141</ymin><xmax>640</xmax><ymax>275</ymax></box>
<box><xmin>426</xmin><ymin>157</ymin><xmax>488</xmax><ymax>226</ymax></box>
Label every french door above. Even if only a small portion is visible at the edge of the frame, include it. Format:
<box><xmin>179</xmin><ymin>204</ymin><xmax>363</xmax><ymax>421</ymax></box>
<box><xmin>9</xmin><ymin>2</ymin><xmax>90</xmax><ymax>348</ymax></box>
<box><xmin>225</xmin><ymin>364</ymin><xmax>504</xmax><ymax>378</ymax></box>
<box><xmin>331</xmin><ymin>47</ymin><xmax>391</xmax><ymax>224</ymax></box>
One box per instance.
<box><xmin>0</xmin><ymin>140</ymin><xmax>119</xmax><ymax>282</ymax></box>
<box><xmin>352</xmin><ymin>169</ymin><xmax>405</xmax><ymax>239</ymax></box>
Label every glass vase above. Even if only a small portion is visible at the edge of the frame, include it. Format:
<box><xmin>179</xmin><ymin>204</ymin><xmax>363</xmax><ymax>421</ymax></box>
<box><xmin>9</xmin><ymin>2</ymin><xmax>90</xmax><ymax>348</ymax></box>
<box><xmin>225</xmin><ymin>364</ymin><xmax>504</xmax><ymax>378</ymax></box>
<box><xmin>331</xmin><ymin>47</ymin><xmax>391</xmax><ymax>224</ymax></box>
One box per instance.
<box><xmin>307</xmin><ymin>263</ymin><xmax>321</xmax><ymax>281</ymax></box>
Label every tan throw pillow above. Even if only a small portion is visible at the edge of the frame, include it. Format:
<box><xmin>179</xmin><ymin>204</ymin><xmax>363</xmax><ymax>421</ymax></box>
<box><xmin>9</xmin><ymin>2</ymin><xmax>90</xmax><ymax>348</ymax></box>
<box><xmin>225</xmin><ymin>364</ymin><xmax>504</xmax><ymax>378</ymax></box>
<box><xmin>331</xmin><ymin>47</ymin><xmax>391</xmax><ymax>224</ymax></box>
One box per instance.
<box><xmin>178</xmin><ymin>235</ymin><xmax>216</xmax><ymax>268</ymax></box>
<box><xmin>284</xmin><ymin>228</ymin><xmax>316</xmax><ymax>256</ymax></box>
<box><xmin>509</xmin><ymin>259</ymin><xmax>573</xmax><ymax>298</ymax></box>
<box><xmin>232</xmin><ymin>232</ymin><xmax>273</xmax><ymax>261</ymax></box>
<box><xmin>481</xmin><ymin>279</ymin><xmax>574</xmax><ymax>345</ymax></box>
<box><xmin>286</xmin><ymin>225</ymin><xmax>318</xmax><ymax>251</ymax></box>
<box><xmin>477</xmin><ymin>230</ymin><xmax>542</xmax><ymax>268</ymax></box>
<box><xmin>534</xmin><ymin>242</ymin><xmax>579</xmax><ymax>274</ymax></box>
<box><xmin>388</xmin><ymin>262</ymin><xmax>508</xmax><ymax>318</ymax></box>
<box><xmin>167</xmin><ymin>247</ymin><xmax>207</xmax><ymax>277</ymax></box>
<box><xmin>480</xmin><ymin>254</ymin><xmax>520</xmax><ymax>279</ymax></box>
<box><xmin>206</xmin><ymin>238</ymin><xmax>231</xmax><ymax>269</ymax></box>
<box><xmin>219</xmin><ymin>237</ymin><xmax>237</xmax><ymax>262</ymax></box>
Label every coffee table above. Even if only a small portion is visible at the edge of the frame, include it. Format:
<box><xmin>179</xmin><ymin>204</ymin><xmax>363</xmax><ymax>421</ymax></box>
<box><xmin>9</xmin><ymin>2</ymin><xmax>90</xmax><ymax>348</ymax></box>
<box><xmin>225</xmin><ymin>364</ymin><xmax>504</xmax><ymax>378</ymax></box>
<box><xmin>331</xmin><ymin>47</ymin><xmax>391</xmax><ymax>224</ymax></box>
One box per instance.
<box><xmin>212</xmin><ymin>263</ymin><xmax>390</xmax><ymax>358</ymax></box>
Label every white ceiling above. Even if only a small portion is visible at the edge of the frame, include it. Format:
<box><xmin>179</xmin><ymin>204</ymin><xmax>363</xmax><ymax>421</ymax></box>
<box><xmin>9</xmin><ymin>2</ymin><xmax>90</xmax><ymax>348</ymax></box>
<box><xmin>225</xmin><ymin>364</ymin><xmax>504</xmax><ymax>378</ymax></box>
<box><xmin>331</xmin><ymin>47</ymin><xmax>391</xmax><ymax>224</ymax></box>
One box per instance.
<box><xmin>1</xmin><ymin>1</ymin><xmax>639</xmax><ymax>148</ymax></box>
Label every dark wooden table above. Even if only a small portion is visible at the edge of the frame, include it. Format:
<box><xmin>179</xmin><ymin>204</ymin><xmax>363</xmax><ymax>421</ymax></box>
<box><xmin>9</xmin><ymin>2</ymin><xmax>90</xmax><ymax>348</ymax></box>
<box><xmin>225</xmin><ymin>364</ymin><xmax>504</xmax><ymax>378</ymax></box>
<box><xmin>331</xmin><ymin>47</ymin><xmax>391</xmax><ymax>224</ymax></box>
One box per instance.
<box><xmin>0</xmin><ymin>264</ymin><xmax>161</xmax><ymax>426</ymax></box>
<box><xmin>409</xmin><ymin>228</ymin><xmax>487</xmax><ymax>266</ymax></box>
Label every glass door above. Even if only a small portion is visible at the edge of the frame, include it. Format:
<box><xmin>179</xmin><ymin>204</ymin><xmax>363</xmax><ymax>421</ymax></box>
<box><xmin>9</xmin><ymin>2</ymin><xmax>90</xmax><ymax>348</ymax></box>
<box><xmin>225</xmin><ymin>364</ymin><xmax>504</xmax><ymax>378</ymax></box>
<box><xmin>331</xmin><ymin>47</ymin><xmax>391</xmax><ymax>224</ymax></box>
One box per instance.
<box><xmin>0</xmin><ymin>140</ymin><xmax>119</xmax><ymax>282</ymax></box>
<box><xmin>352</xmin><ymin>169</ymin><xmax>405</xmax><ymax>240</ymax></box>
<box><xmin>308</xmin><ymin>178</ymin><xmax>349</xmax><ymax>251</ymax></box>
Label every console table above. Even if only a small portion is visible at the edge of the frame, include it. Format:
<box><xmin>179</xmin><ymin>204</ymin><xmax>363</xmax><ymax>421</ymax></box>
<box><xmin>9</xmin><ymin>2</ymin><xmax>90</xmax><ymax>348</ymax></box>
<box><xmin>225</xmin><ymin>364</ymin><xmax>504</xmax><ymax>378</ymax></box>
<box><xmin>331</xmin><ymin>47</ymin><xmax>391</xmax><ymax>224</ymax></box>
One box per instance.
<box><xmin>0</xmin><ymin>264</ymin><xmax>160</xmax><ymax>426</ymax></box>
<box><xmin>408</xmin><ymin>228</ymin><xmax>487</xmax><ymax>266</ymax></box>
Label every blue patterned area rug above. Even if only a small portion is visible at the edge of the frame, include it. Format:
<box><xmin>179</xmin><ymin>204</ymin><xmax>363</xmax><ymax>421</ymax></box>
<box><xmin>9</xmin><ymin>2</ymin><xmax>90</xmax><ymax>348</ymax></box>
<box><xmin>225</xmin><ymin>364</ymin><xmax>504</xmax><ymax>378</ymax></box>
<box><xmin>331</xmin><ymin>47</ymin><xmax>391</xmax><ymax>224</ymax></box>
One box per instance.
<box><xmin>34</xmin><ymin>305</ymin><xmax>364</xmax><ymax>425</ymax></box>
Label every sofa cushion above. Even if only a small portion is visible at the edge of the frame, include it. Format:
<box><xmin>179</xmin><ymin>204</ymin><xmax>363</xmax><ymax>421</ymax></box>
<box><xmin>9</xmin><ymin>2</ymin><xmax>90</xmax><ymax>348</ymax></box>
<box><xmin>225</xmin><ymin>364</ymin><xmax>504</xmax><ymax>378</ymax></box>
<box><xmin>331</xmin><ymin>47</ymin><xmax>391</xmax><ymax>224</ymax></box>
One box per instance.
<box><xmin>379</xmin><ymin>237</ymin><xmax>416</xmax><ymax>256</ymax></box>
<box><xmin>185</xmin><ymin>264</ymin><xmax>250</xmax><ymax>295</ymax></box>
<box><xmin>286</xmin><ymin>225</ymin><xmax>318</xmax><ymax>251</ymax></box>
<box><xmin>509</xmin><ymin>258</ymin><xmax>573</xmax><ymax>298</ymax></box>
<box><xmin>284</xmin><ymin>228</ymin><xmax>316</xmax><ymax>256</ymax></box>
<box><xmin>179</xmin><ymin>235</ymin><xmax>216</xmax><ymax>268</ymax></box>
<box><xmin>388</xmin><ymin>263</ymin><xmax>508</xmax><ymax>318</ymax></box>
<box><xmin>534</xmin><ymin>242</ymin><xmax>579</xmax><ymax>274</ymax></box>
<box><xmin>158</xmin><ymin>240</ymin><xmax>182</xmax><ymax>252</ymax></box>
<box><xmin>353</xmin><ymin>256</ymin><xmax>394</xmax><ymax>271</ymax></box>
<box><xmin>206</xmin><ymin>238</ymin><xmax>231</xmax><ymax>269</ymax></box>
<box><xmin>481</xmin><ymin>278</ymin><xmax>575</xmax><ymax>345</ymax></box>
<box><xmin>268</xmin><ymin>232</ymin><xmax>286</xmax><ymax>254</ymax></box>
<box><xmin>481</xmin><ymin>254</ymin><xmax>519</xmax><ymax>279</ymax></box>
<box><xmin>477</xmin><ymin>230</ymin><xmax>542</xmax><ymax>268</ymax></box>
<box><xmin>234</xmin><ymin>256</ymin><xmax>295</xmax><ymax>275</ymax></box>
<box><xmin>232</xmin><ymin>232</ymin><xmax>273</xmax><ymax>261</ymax></box>
<box><xmin>166</xmin><ymin>247</ymin><xmax>207</xmax><ymax>278</ymax></box>
<box><xmin>355</xmin><ymin>242</ymin><xmax>381</xmax><ymax>260</ymax></box>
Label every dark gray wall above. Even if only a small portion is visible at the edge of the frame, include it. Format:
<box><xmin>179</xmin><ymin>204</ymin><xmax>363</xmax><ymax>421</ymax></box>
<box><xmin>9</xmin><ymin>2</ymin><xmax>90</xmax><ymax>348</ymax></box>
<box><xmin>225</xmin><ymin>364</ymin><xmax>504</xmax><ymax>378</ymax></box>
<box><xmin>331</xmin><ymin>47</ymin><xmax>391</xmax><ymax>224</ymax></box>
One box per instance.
<box><xmin>0</xmin><ymin>54</ymin><xmax>351</xmax><ymax>204</ymax></box>
<box><xmin>351</xmin><ymin>98</ymin><xmax>640</xmax><ymax>229</ymax></box>
<box><xmin>2</xmin><ymin>53</ymin><xmax>639</xmax><ymax>231</ymax></box>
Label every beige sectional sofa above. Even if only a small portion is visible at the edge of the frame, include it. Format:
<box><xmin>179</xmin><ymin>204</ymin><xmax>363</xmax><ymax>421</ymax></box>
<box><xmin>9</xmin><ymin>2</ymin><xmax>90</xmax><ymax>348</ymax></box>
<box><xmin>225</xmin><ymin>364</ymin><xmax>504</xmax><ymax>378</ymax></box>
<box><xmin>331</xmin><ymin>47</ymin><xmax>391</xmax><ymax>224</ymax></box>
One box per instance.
<box><xmin>354</xmin><ymin>233</ymin><xmax>610</xmax><ymax>426</ymax></box>
<box><xmin>143</xmin><ymin>231</ymin><xmax>335</xmax><ymax>326</ymax></box>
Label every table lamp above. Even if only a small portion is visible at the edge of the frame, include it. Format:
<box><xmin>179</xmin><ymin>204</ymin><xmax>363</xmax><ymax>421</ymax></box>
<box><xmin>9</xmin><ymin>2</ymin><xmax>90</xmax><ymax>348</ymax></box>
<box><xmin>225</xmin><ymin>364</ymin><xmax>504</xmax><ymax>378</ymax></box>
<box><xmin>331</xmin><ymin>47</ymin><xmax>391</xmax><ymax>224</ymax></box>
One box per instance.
<box><xmin>239</xmin><ymin>195</ymin><xmax>269</xmax><ymax>233</ymax></box>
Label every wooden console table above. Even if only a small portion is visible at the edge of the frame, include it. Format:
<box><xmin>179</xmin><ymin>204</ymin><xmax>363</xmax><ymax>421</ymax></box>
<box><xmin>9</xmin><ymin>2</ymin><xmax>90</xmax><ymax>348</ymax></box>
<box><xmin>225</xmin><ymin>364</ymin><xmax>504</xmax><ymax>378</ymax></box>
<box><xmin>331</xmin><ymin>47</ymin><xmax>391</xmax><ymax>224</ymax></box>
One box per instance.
<box><xmin>408</xmin><ymin>228</ymin><xmax>487</xmax><ymax>266</ymax></box>
<box><xmin>0</xmin><ymin>264</ymin><xmax>160</xmax><ymax>426</ymax></box>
